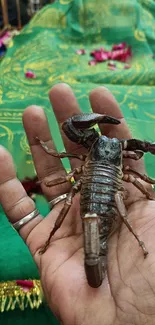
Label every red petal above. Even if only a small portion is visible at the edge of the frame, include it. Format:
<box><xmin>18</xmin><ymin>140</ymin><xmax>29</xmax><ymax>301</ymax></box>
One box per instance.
<box><xmin>110</xmin><ymin>47</ymin><xmax>132</xmax><ymax>62</ymax></box>
<box><xmin>91</xmin><ymin>50</ymin><xmax>109</xmax><ymax>62</ymax></box>
<box><xmin>76</xmin><ymin>49</ymin><xmax>86</xmax><ymax>55</ymax></box>
<box><xmin>88</xmin><ymin>60</ymin><xmax>97</xmax><ymax>65</ymax></box>
<box><xmin>25</xmin><ymin>71</ymin><xmax>36</xmax><ymax>78</ymax></box>
<box><xmin>89</xmin><ymin>44</ymin><xmax>132</xmax><ymax>65</ymax></box>
<box><xmin>112</xmin><ymin>42</ymin><xmax>126</xmax><ymax>50</ymax></box>
<box><xmin>90</xmin><ymin>47</ymin><xmax>105</xmax><ymax>56</ymax></box>
<box><xmin>16</xmin><ymin>280</ymin><xmax>34</xmax><ymax>289</ymax></box>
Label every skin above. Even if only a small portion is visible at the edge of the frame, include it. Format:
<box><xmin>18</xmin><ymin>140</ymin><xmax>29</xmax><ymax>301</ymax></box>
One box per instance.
<box><xmin>0</xmin><ymin>84</ymin><xmax>155</xmax><ymax>325</ymax></box>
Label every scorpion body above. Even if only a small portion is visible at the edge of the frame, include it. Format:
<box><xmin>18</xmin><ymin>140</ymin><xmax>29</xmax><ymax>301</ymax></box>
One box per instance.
<box><xmin>80</xmin><ymin>136</ymin><xmax>122</xmax><ymax>287</ymax></box>
<box><xmin>38</xmin><ymin>113</ymin><xmax>155</xmax><ymax>288</ymax></box>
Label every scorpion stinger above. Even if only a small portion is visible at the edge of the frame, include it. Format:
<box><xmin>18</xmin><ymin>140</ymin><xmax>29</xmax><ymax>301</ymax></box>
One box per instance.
<box><xmin>62</xmin><ymin>113</ymin><xmax>120</xmax><ymax>149</ymax></box>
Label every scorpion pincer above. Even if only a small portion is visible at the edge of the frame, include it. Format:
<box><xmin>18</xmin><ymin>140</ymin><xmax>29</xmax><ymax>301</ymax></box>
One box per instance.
<box><xmin>37</xmin><ymin>113</ymin><xmax>155</xmax><ymax>288</ymax></box>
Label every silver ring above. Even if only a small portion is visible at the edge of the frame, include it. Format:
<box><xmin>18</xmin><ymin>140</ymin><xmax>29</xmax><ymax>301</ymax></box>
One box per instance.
<box><xmin>12</xmin><ymin>209</ymin><xmax>40</xmax><ymax>231</ymax></box>
<box><xmin>49</xmin><ymin>193</ymin><xmax>68</xmax><ymax>209</ymax></box>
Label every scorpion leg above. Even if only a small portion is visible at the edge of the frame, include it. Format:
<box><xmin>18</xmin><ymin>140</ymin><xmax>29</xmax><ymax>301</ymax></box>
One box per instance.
<box><xmin>36</xmin><ymin>137</ymin><xmax>86</xmax><ymax>160</ymax></box>
<box><xmin>122</xmin><ymin>139</ymin><xmax>155</xmax><ymax>155</ymax></box>
<box><xmin>83</xmin><ymin>212</ymin><xmax>102</xmax><ymax>288</ymax></box>
<box><xmin>123</xmin><ymin>166</ymin><xmax>155</xmax><ymax>185</ymax></box>
<box><xmin>115</xmin><ymin>192</ymin><xmax>148</xmax><ymax>258</ymax></box>
<box><xmin>123</xmin><ymin>151</ymin><xmax>143</xmax><ymax>160</ymax></box>
<box><xmin>38</xmin><ymin>166</ymin><xmax>83</xmax><ymax>187</ymax></box>
<box><xmin>39</xmin><ymin>180</ymin><xmax>81</xmax><ymax>254</ymax></box>
<box><xmin>123</xmin><ymin>173</ymin><xmax>155</xmax><ymax>200</ymax></box>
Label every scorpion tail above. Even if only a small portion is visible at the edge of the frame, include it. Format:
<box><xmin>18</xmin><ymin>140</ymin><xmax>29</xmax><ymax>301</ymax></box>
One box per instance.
<box><xmin>83</xmin><ymin>213</ymin><xmax>103</xmax><ymax>288</ymax></box>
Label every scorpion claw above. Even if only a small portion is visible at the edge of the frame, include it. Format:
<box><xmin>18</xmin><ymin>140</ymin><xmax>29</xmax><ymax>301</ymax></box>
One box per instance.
<box><xmin>101</xmin><ymin>115</ymin><xmax>120</xmax><ymax>125</ymax></box>
<box><xmin>71</xmin><ymin>113</ymin><xmax>120</xmax><ymax>128</ymax></box>
<box><xmin>62</xmin><ymin>113</ymin><xmax>120</xmax><ymax>148</ymax></box>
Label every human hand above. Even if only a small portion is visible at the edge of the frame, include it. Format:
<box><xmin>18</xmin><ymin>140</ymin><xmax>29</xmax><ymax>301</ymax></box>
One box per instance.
<box><xmin>0</xmin><ymin>84</ymin><xmax>155</xmax><ymax>325</ymax></box>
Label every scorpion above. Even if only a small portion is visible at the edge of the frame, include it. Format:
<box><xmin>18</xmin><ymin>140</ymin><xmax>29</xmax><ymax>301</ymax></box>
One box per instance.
<box><xmin>37</xmin><ymin>113</ymin><xmax>155</xmax><ymax>288</ymax></box>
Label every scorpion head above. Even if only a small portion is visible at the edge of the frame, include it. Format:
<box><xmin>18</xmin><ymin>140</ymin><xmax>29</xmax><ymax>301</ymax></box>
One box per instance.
<box><xmin>90</xmin><ymin>136</ymin><xmax>122</xmax><ymax>166</ymax></box>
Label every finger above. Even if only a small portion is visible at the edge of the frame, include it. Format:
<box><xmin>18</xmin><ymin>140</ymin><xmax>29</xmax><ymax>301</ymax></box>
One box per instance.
<box><xmin>89</xmin><ymin>86</ymin><xmax>145</xmax><ymax>173</ymax></box>
<box><xmin>89</xmin><ymin>86</ymin><xmax>131</xmax><ymax>139</ymax></box>
<box><xmin>23</xmin><ymin>106</ymin><xmax>71</xmax><ymax>200</ymax></box>
<box><xmin>0</xmin><ymin>146</ymin><xmax>42</xmax><ymax>243</ymax></box>
<box><xmin>49</xmin><ymin>83</ymin><xmax>86</xmax><ymax>170</ymax></box>
<box><xmin>0</xmin><ymin>146</ymin><xmax>76</xmax><ymax>261</ymax></box>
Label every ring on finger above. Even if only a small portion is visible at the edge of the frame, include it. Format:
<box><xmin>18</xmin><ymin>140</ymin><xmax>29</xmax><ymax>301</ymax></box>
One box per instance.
<box><xmin>49</xmin><ymin>193</ymin><xmax>68</xmax><ymax>209</ymax></box>
<box><xmin>12</xmin><ymin>209</ymin><xmax>40</xmax><ymax>231</ymax></box>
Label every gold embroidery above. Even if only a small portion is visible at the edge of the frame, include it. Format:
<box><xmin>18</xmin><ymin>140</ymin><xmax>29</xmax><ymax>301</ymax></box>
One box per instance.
<box><xmin>0</xmin><ymin>124</ymin><xmax>14</xmax><ymax>143</ymax></box>
<box><xmin>0</xmin><ymin>109</ymin><xmax>23</xmax><ymax>122</ymax></box>
<box><xmin>144</xmin><ymin>112</ymin><xmax>155</xmax><ymax>119</ymax></box>
<box><xmin>20</xmin><ymin>135</ymin><xmax>31</xmax><ymax>155</ymax></box>
<box><xmin>0</xmin><ymin>280</ymin><xmax>43</xmax><ymax>312</ymax></box>
<box><xmin>134</xmin><ymin>29</ymin><xmax>146</xmax><ymax>42</ymax></box>
<box><xmin>26</xmin><ymin>160</ymin><xmax>34</xmax><ymax>165</ymax></box>
<box><xmin>128</xmin><ymin>102</ymin><xmax>138</xmax><ymax>110</ymax></box>
<box><xmin>29</xmin><ymin>8</ymin><xmax>66</xmax><ymax>29</ymax></box>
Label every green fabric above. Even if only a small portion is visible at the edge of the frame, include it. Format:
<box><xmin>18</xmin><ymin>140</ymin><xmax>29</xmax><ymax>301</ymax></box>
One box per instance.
<box><xmin>0</xmin><ymin>0</ymin><xmax>155</xmax><ymax>323</ymax></box>
<box><xmin>0</xmin><ymin>304</ymin><xmax>59</xmax><ymax>325</ymax></box>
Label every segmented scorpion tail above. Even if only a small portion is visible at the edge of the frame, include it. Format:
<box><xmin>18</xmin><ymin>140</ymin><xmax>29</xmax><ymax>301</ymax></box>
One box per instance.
<box><xmin>82</xmin><ymin>213</ymin><xmax>103</xmax><ymax>288</ymax></box>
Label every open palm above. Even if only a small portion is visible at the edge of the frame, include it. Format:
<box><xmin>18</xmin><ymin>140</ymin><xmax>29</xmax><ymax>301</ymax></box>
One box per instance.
<box><xmin>0</xmin><ymin>84</ymin><xmax>155</xmax><ymax>325</ymax></box>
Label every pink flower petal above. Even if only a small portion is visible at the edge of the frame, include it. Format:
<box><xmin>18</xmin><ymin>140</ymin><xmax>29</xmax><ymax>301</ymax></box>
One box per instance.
<box><xmin>25</xmin><ymin>71</ymin><xmax>36</xmax><ymax>78</ymax></box>
<box><xmin>88</xmin><ymin>60</ymin><xmax>97</xmax><ymax>65</ymax></box>
<box><xmin>112</xmin><ymin>42</ymin><xmax>126</xmax><ymax>50</ymax></box>
<box><xmin>76</xmin><ymin>49</ymin><xmax>86</xmax><ymax>55</ymax></box>
<box><xmin>89</xmin><ymin>44</ymin><xmax>132</xmax><ymax>65</ymax></box>
<box><xmin>16</xmin><ymin>280</ymin><xmax>34</xmax><ymax>290</ymax></box>
<box><xmin>91</xmin><ymin>50</ymin><xmax>109</xmax><ymax>62</ymax></box>
<box><xmin>0</xmin><ymin>31</ymin><xmax>10</xmax><ymax>47</ymax></box>
<box><xmin>110</xmin><ymin>47</ymin><xmax>132</xmax><ymax>62</ymax></box>
<box><xmin>90</xmin><ymin>47</ymin><xmax>105</xmax><ymax>56</ymax></box>
<box><xmin>90</xmin><ymin>50</ymin><xmax>96</xmax><ymax>56</ymax></box>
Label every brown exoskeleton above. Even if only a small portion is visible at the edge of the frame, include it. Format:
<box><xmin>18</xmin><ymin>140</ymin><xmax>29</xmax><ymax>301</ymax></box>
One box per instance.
<box><xmin>37</xmin><ymin>113</ymin><xmax>155</xmax><ymax>288</ymax></box>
